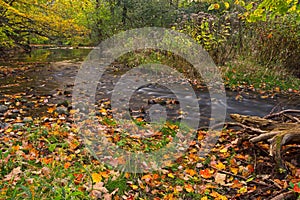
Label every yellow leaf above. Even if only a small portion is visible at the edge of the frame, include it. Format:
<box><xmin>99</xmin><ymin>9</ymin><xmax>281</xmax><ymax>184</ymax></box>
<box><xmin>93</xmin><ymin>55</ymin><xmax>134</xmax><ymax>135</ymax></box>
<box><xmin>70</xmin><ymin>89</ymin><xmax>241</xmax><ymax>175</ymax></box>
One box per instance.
<box><xmin>47</xmin><ymin>107</ymin><xmax>56</xmax><ymax>113</ymax></box>
<box><xmin>69</xmin><ymin>109</ymin><xmax>77</xmax><ymax>115</ymax></box>
<box><xmin>238</xmin><ymin>186</ymin><xmax>248</xmax><ymax>194</ymax></box>
<box><xmin>16</xmin><ymin>131</ymin><xmax>23</xmax><ymax>136</ymax></box>
<box><xmin>224</xmin><ymin>2</ymin><xmax>230</xmax><ymax>9</ymax></box>
<box><xmin>220</xmin><ymin>147</ymin><xmax>228</xmax><ymax>153</ymax></box>
<box><xmin>174</xmin><ymin>185</ymin><xmax>183</xmax><ymax>194</ymax></box>
<box><xmin>185</xmin><ymin>169</ymin><xmax>197</xmax><ymax>176</ymax></box>
<box><xmin>130</xmin><ymin>184</ymin><xmax>138</xmax><ymax>190</ymax></box>
<box><xmin>168</xmin><ymin>173</ymin><xmax>175</xmax><ymax>179</ymax></box>
<box><xmin>184</xmin><ymin>184</ymin><xmax>194</xmax><ymax>192</ymax></box>
<box><xmin>201</xmin><ymin>197</ymin><xmax>208</xmax><ymax>200</ymax></box>
<box><xmin>5</xmin><ymin>128</ymin><xmax>12</xmax><ymax>133</ymax></box>
<box><xmin>91</xmin><ymin>173</ymin><xmax>102</xmax><ymax>183</ymax></box>
<box><xmin>216</xmin><ymin>161</ymin><xmax>226</xmax><ymax>170</ymax></box>
<box><xmin>230</xmin><ymin>167</ymin><xmax>239</xmax><ymax>175</ymax></box>
<box><xmin>210</xmin><ymin>191</ymin><xmax>228</xmax><ymax>200</ymax></box>
<box><xmin>99</xmin><ymin>108</ymin><xmax>107</xmax><ymax>115</ymax></box>
<box><xmin>274</xmin><ymin>87</ymin><xmax>280</xmax><ymax>92</ymax></box>
<box><xmin>289</xmin><ymin>5</ymin><xmax>296</xmax><ymax>12</ymax></box>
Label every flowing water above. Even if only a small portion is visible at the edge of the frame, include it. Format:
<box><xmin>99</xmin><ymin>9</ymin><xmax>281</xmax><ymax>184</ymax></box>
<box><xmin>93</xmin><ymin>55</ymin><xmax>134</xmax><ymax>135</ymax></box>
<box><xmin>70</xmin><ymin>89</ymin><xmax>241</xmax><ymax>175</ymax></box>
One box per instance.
<box><xmin>0</xmin><ymin>48</ymin><xmax>299</xmax><ymax>124</ymax></box>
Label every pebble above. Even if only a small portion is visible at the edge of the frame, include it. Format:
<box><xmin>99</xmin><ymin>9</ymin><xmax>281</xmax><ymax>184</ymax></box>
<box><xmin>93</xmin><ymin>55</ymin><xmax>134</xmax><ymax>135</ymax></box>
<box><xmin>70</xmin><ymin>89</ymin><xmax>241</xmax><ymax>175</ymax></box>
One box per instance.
<box><xmin>55</xmin><ymin>107</ymin><xmax>69</xmax><ymax>115</ymax></box>
<box><xmin>0</xmin><ymin>122</ymin><xmax>9</xmax><ymax>129</ymax></box>
<box><xmin>12</xmin><ymin>109</ymin><xmax>20</xmax><ymax>113</ymax></box>
<box><xmin>23</xmin><ymin>117</ymin><xmax>33</xmax><ymax>122</ymax></box>
<box><xmin>0</xmin><ymin>105</ymin><xmax>8</xmax><ymax>113</ymax></box>
<box><xmin>13</xmin><ymin>123</ymin><xmax>25</xmax><ymax>127</ymax></box>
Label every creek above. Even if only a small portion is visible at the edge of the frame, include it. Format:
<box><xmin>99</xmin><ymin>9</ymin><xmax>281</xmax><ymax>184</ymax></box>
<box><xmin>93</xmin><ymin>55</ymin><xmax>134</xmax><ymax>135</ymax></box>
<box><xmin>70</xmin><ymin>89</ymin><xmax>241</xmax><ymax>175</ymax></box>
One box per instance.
<box><xmin>0</xmin><ymin>48</ymin><xmax>299</xmax><ymax>125</ymax></box>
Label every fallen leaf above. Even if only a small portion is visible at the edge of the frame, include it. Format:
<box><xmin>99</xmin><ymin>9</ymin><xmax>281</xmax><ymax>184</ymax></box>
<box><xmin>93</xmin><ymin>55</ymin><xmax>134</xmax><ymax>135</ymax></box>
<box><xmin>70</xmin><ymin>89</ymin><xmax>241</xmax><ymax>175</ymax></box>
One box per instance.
<box><xmin>215</xmin><ymin>161</ymin><xmax>226</xmax><ymax>170</ymax></box>
<box><xmin>231</xmin><ymin>179</ymin><xmax>243</xmax><ymax>188</ymax></box>
<box><xmin>4</xmin><ymin>167</ymin><xmax>22</xmax><ymax>182</ymax></box>
<box><xmin>230</xmin><ymin>167</ymin><xmax>238</xmax><ymax>175</ymax></box>
<box><xmin>90</xmin><ymin>182</ymin><xmax>108</xmax><ymax>198</ymax></box>
<box><xmin>130</xmin><ymin>184</ymin><xmax>138</xmax><ymax>190</ymax></box>
<box><xmin>92</xmin><ymin>173</ymin><xmax>102</xmax><ymax>183</ymax></box>
<box><xmin>64</xmin><ymin>162</ymin><xmax>71</xmax><ymax>169</ymax></box>
<box><xmin>200</xmin><ymin>169</ymin><xmax>213</xmax><ymax>179</ymax></box>
<box><xmin>294</xmin><ymin>184</ymin><xmax>300</xmax><ymax>193</ymax></box>
<box><xmin>41</xmin><ymin>167</ymin><xmax>51</xmax><ymax>177</ymax></box>
<box><xmin>74</xmin><ymin>173</ymin><xmax>84</xmax><ymax>184</ymax></box>
<box><xmin>215</xmin><ymin>173</ymin><xmax>226</xmax><ymax>185</ymax></box>
<box><xmin>185</xmin><ymin>169</ymin><xmax>197</xmax><ymax>176</ymax></box>
<box><xmin>184</xmin><ymin>184</ymin><xmax>194</xmax><ymax>192</ymax></box>
<box><xmin>168</xmin><ymin>173</ymin><xmax>175</xmax><ymax>179</ymax></box>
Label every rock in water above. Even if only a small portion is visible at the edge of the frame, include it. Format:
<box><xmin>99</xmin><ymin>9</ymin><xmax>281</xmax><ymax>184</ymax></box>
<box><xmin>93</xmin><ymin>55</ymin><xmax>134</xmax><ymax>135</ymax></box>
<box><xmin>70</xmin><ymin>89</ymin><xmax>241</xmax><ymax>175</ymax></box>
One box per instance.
<box><xmin>0</xmin><ymin>105</ymin><xmax>8</xmax><ymax>113</ymax></box>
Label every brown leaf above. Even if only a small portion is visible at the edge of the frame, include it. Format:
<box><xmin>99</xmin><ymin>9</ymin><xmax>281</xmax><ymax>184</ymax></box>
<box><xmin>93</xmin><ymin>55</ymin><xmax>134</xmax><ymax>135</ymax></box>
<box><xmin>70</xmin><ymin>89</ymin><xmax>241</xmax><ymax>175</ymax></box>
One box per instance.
<box><xmin>4</xmin><ymin>167</ymin><xmax>22</xmax><ymax>182</ymax></box>
<box><xmin>215</xmin><ymin>172</ymin><xmax>226</xmax><ymax>185</ymax></box>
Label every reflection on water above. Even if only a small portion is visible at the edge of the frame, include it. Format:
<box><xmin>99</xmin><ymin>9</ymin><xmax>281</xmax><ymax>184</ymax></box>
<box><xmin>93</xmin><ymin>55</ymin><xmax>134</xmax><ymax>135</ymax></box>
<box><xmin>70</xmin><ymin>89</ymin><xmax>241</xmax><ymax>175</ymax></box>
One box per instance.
<box><xmin>0</xmin><ymin>48</ymin><xmax>92</xmax><ymax>66</ymax></box>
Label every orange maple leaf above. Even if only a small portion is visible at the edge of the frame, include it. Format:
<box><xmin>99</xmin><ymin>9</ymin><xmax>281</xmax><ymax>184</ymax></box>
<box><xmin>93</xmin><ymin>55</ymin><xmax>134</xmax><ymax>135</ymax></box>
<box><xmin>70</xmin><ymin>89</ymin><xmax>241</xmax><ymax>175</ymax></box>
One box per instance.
<box><xmin>184</xmin><ymin>184</ymin><xmax>194</xmax><ymax>192</ymax></box>
<box><xmin>200</xmin><ymin>169</ymin><xmax>213</xmax><ymax>179</ymax></box>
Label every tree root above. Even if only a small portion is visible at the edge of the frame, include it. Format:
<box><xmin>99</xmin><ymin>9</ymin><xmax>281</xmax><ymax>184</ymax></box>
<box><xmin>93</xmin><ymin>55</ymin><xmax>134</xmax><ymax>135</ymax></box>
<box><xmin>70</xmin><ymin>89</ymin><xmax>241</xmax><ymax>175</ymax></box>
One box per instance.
<box><xmin>230</xmin><ymin>110</ymin><xmax>300</xmax><ymax>175</ymax></box>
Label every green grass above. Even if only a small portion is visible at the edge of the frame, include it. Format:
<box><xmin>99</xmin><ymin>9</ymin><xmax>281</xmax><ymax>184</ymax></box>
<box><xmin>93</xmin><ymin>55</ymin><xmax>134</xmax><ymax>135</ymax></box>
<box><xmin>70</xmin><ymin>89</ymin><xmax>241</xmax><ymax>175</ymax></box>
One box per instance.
<box><xmin>222</xmin><ymin>58</ymin><xmax>300</xmax><ymax>92</ymax></box>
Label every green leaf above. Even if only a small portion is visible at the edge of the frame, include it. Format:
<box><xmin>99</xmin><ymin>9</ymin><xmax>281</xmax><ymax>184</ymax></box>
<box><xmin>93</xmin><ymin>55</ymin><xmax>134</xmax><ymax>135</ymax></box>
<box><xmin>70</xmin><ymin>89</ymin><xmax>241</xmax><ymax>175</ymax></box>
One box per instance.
<box><xmin>70</xmin><ymin>191</ymin><xmax>84</xmax><ymax>196</ymax></box>
<box><xmin>49</xmin><ymin>143</ymin><xmax>57</xmax><ymax>152</ymax></box>
<box><xmin>246</xmin><ymin>177</ymin><xmax>254</xmax><ymax>182</ymax></box>
<box><xmin>245</xmin><ymin>2</ymin><xmax>254</xmax><ymax>10</ymax></box>
<box><xmin>208</xmin><ymin>4</ymin><xmax>215</xmax><ymax>11</ymax></box>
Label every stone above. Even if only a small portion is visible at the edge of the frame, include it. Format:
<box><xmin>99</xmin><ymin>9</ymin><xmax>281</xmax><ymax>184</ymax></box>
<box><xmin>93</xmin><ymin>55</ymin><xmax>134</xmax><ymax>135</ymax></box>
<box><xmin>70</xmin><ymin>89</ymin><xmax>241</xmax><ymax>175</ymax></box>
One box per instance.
<box><xmin>23</xmin><ymin>117</ymin><xmax>33</xmax><ymax>122</ymax></box>
<box><xmin>0</xmin><ymin>105</ymin><xmax>8</xmax><ymax>113</ymax></box>
<box><xmin>55</xmin><ymin>106</ymin><xmax>69</xmax><ymax>115</ymax></box>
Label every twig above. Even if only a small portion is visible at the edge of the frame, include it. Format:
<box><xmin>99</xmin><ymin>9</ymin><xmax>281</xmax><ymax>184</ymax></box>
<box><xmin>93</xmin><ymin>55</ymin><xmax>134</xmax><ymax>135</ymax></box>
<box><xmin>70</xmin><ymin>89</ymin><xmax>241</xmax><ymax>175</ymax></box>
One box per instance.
<box><xmin>222</xmin><ymin>122</ymin><xmax>267</xmax><ymax>134</ymax></box>
<box><xmin>249</xmin><ymin>131</ymin><xmax>281</xmax><ymax>143</ymax></box>
<box><xmin>264</xmin><ymin>109</ymin><xmax>300</xmax><ymax>119</ymax></box>
<box><xmin>270</xmin><ymin>190</ymin><xmax>294</xmax><ymax>200</ymax></box>
<box><xmin>211</xmin><ymin>166</ymin><xmax>270</xmax><ymax>187</ymax></box>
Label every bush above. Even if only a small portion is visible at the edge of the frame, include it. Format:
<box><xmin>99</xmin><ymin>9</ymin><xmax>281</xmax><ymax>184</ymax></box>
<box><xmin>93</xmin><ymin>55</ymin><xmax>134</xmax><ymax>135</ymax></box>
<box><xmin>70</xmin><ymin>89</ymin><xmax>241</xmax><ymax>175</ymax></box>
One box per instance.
<box><xmin>245</xmin><ymin>14</ymin><xmax>300</xmax><ymax>77</ymax></box>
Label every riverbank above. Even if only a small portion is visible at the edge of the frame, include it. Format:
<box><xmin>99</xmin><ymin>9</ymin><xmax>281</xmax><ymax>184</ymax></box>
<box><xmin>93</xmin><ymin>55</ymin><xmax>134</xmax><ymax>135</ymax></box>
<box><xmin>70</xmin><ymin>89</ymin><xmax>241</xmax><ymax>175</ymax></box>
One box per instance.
<box><xmin>222</xmin><ymin>58</ymin><xmax>300</xmax><ymax>95</ymax></box>
<box><xmin>0</xmin><ymin>50</ymin><xmax>299</xmax><ymax>199</ymax></box>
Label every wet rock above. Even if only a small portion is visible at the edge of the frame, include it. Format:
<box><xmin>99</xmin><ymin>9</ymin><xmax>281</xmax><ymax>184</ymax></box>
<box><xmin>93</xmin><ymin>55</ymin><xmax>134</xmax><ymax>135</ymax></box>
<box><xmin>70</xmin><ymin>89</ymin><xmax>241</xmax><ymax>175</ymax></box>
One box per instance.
<box><xmin>63</xmin><ymin>90</ymin><xmax>72</xmax><ymax>95</ymax></box>
<box><xmin>23</xmin><ymin>117</ymin><xmax>33</xmax><ymax>122</ymax></box>
<box><xmin>8</xmin><ymin>113</ymin><xmax>18</xmax><ymax>119</ymax></box>
<box><xmin>0</xmin><ymin>122</ymin><xmax>9</xmax><ymax>129</ymax></box>
<box><xmin>0</xmin><ymin>105</ymin><xmax>8</xmax><ymax>113</ymax></box>
<box><xmin>55</xmin><ymin>106</ymin><xmax>69</xmax><ymax>115</ymax></box>
<box><xmin>25</xmin><ymin>102</ymin><xmax>35</xmax><ymax>108</ymax></box>
<box><xmin>66</xmin><ymin>83</ymin><xmax>74</xmax><ymax>87</ymax></box>
<box><xmin>57</xmin><ymin>100</ymin><xmax>69</xmax><ymax>107</ymax></box>
<box><xmin>12</xmin><ymin>109</ymin><xmax>20</xmax><ymax>113</ymax></box>
<box><xmin>13</xmin><ymin>123</ymin><xmax>25</xmax><ymax>127</ymax></box>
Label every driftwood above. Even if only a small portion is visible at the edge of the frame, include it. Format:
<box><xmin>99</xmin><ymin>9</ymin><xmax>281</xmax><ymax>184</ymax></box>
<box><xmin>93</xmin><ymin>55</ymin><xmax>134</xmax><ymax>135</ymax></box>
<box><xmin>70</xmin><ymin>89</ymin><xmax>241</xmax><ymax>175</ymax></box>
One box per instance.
<box><xmin>230</xmin><ymin>110</ymin><xmax>300</xmax><ymax>174</ymax></box>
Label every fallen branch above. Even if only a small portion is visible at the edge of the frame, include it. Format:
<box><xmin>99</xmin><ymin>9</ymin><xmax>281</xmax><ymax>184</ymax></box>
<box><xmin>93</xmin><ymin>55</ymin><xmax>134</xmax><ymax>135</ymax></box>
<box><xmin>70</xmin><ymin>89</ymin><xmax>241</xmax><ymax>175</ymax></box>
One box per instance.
<box><xmin>249</xmin><ymin>131</ymin><xmax>281</xmax><ymax>143</ymax></box>
<box><xmin>270</xmin><ymin>190</ymin><xmax>295</xmax><ymax>200</ymax></box>
<box><xmin>264</xmin><ymin>109</ymin><xmax>300</xmax><ymax>119</ymax></box>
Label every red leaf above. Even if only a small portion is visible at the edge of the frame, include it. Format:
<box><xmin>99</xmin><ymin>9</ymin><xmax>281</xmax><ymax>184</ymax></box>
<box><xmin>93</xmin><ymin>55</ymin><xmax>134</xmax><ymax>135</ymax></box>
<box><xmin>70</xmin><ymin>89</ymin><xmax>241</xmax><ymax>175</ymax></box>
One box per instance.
<box><xmin>294</xmin><ymin>184</ymin><xmax>300</xmax><ymax>193</ymax></box>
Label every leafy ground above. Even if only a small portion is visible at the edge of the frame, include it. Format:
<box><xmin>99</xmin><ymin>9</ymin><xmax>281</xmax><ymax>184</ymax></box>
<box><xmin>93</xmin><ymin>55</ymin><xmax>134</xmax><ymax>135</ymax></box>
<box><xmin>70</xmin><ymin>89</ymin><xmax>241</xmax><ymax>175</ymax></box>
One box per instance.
<box><xmin>0</xmin><ymin>60</ymin><xmax>300</xmax><ymax>199</ymax></box>
<box><xmin>1</xmin><ymin>94</ymin><xmax>300</xmax><ymax>200</ymax></box>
